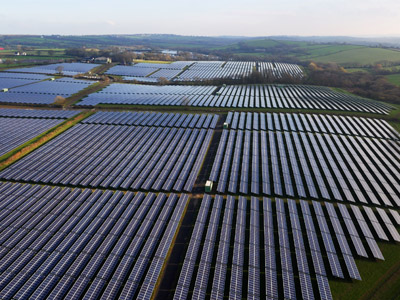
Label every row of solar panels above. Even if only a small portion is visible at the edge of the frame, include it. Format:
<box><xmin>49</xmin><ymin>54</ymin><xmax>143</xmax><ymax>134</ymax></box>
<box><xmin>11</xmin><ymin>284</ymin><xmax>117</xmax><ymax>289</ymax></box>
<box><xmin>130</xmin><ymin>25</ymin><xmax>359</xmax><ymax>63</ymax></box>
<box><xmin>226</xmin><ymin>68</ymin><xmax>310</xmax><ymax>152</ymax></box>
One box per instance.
<box><xmin>0</xmin><ymin>78</ymin><xmax>94</xmax><ymax>105</ymax></box>
<box><xmin>215</xmin><ymin>84</ymin><xmax>391</xmax><ymax>114</ymax></box>
<box><xmin>78</xmin><ymin>83</ymin><xmax>391</xmax><ymax>114</ymax></box>
<box><xmin>0</xmin><ymin>78</ymin><xmax>45</xmax><ymax>90</ymax></box>
<box><xmin>174</xmin><ymin>195</ymin><xmax>400</xmax><ymax>300</ymax></box>
<box><xmin>122</xmin><ymin>69</ymin><xmax>184</xmax><ymax>81</ymax></box>
<box><xmin>82</xmin><ymin>111</ymin><xmax>218</xmax><ymax>128</ymax></box>
<box><xmin>0</xmin><ymin>125</ymin><xmax>213</xmax><ymax>193</ymax></box>
<box><xmin>105</xmin><ymin>61</ymin><xmax>303</xmax><ymax>82</ymax></box>
<box><xmin>0</xmin><ymin>108</ymin><xmax>79</xmax><ymax>119</ymax></box>
<box><xmin>226</xmin><ymin>111</ymin><xmax>400</xmax><ymax>140</ymax></box>
<box><xmin>105</xmin><ymin>61</ymin><xmax>193</xmax><ymax>80</ymax></box>
<box><xmin>1</xmin><ymin>70</ymin><xmax>390</xmax><ymax>115</ymax></box>
<box><xmin>175</xmin><ymin>61</ymin><xmax>303</xmax><ymax>81</ymax></box>
<box><xmin>0</xmin><ymin>118</ymin><xmax>64</xmax><ymax>157</ymax></box>
<box><xmin>9</xmin><ymin>63</ymin><xmax>100</xmax><ymax>76</ymax></box>
<box><xmin>0</xmin><ymin>72</ymin><xmax>51</xmax><ymax>81</ymax></box>
<box><xmin>0</xmin><ymin>182</ymin><xmax>188</xmax><ymax>300</ymax></box>
<box><xmin>93</xmin><ymin>83</ymin><xmax>216</xmax><ymax>95</ymax></box>
<box><xmin>210</xmin><ymin>129</ymin><xmax>400</xmax><ymax>207</ymax></box>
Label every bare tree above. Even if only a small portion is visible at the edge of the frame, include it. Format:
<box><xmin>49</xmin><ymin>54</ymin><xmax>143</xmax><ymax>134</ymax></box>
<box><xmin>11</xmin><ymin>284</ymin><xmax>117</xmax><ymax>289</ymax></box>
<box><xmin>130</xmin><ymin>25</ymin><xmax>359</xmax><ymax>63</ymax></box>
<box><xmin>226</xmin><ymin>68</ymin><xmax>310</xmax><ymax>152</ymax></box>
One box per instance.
<box><xmin>54</xmin><ymin>95</ymin><xmax>66</xmax><ymax>106</ymax></box>
<box><xmin>56</xmin><ymin>66</ymin><xmax>64</xmax><ymax>74</ymax></box>
<box><xmin>157</xmin><ymin>77</ymin><xmax>169</xmax><ymax>85</ymax></box>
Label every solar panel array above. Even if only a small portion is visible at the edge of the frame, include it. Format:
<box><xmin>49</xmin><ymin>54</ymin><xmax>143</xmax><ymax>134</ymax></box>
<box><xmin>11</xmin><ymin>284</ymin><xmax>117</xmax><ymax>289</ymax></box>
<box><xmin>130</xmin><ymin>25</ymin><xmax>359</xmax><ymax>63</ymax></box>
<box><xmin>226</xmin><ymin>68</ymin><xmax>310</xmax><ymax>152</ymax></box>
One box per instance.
<box><xmin>78</xmin><ymin>83</ymin><xmax>216</xmax><ymax>106</ymax></box>
<box><xmin>9</xmin><ymin>63</ymin><xmax>100</xmax><ymax>76</ymax></box>
<box><xmin>0</xmin><ymin>183</ymin><xmax>188</xmax><ymax>300</ymax></box>
<box><xmin>77</xmin><ymin>83</ymin><xmax>391</xmax><ymax>114</ymax></box>
<box><xmin>82</xmin><ymin>111</ymin><xmax>219</xmax><ymax>128</ymax></box>
<box><xmin>0</xmin><ymin>78</ymin><xmax>43</xmax><ymax>90</ymax></box>
<box><xmin>258</xmin><ymin>62</ymin><xmax>304</xmax><ymax>79</ymax></box>
<box><xmin>148</xmin><ymin>68</ymin><xmax>183</xmax><ymax>80</ymax></box>
<box><xmin>105</xmin><ymin>61</ymin><xmax>302</xmax><ymax>82</ymax></box>
<box><xmin>122</xmin><ymin>77</ymin><xmax>159</xmax><ymax>83</ymax></box>
<box><xmin>0</xmin><ymin>72</ymin><xmax>51</xmax><ymax>92</ymax></box>
<box><xmin>0</xmin><ymin>117</ymin><xmax>63</xmax><ymax>157</ymax></box>
<box><xmin>0</xmin><ymin>108</ymin><xmax>80</xmax><ymax>119</ymax></box>
<box><xmin>0</xmin><ymin>112</ymin><xmax>217</xmax><ymax>192</ymax></box>
<box><xmin>106</xmin><ymin>61</ymin><xmax>192</xmax><ymax>81</ymax></box>
<box><xmin>174</xmin><ymin>195</ymin><xmax>400</xmax><ymax>300</ymax></box>
<box><xmin>0</xmin><ymin>78</ymin><xmax>94</xmax><ymax>104</ymax></box>
<box><xmin>106</xmin><ymin>65</ymin><xmax>161</xmax><ymax>78</ymax></box>
<box><xmin>226</xmin><ymin>111</ymin><xmax>400</xmax><ymax>140</ymax></box>
<box><xmin>174</xmin><ymin>61</ymin><xmax>304</xmax><ymax>81</ymax></box>
<box><xmin>213</xmin><ymin>84</ymin><xmax>391</xmax><ymax>114</ymax></box>
<box><xmin>210</xmin><ymin>126</ymin><xmax>400</xmax><ymax>207</ymax></box>
<box><xmin>0</xmin><ymin>72</ymin><xmax>51</xmax><ymax>81</ymax></box>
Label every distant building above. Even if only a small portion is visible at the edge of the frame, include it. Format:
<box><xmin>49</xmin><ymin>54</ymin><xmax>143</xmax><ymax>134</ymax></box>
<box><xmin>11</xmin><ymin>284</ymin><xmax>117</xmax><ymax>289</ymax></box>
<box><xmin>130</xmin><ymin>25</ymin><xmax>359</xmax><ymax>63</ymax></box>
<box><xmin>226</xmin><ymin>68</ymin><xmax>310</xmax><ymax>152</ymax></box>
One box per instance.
<box><xmin>81</xmin><ymin>57</ymin><xmax>95</xmax><ymax>63</ymax></box>
<box><xmin>132</xmin><ymin>48</ymin><xmax>153</xmax><ymax>54</ymax></box>
<box><xmin>94</xmin><ymin>57</ymin><xmax>112</xmax><ymax>64</ymax></box>
<box><xmin>161</xmin><ymin>50</ymin><xmax>178</xmax><ymax>56</ymax></box>
<box><xmin>81</xmin><ymin>57</ymin><xmax>112</xmax><ymax>64</ymax></box>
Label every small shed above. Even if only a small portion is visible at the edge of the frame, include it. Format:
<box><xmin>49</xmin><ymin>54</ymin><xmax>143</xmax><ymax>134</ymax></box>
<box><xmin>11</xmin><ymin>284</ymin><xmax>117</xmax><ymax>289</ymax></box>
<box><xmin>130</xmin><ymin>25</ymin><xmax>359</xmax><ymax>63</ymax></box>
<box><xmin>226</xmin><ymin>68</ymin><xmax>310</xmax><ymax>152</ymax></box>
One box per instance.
<box><xmin>205</xmin><ymin>180</ymin><xmax>213</xmax><ymax>193</ymax></box>
<box><xmin>223</xmin><ymin>122</ymin><xmax>229</xmax><ymax>129</ymax></box>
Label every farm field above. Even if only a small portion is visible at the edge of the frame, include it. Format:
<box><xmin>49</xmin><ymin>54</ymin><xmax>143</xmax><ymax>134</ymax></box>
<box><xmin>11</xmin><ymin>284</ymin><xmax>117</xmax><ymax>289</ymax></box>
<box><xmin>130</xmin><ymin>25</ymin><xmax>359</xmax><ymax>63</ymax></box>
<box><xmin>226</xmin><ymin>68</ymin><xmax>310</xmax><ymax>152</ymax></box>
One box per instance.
<box><xmin>221</xmin><ymin>38</ymin><xmax>400</xmax><ymax>66</ymax></box>
<box><xmin>309</xmin><ymin>47</ymin><xmax>400</xmax><ymax>65</ymax></box>
<box><xmin>386</xmin><ymin>73</ymin><xmax>400</xmax><ymax>87</ymax></box>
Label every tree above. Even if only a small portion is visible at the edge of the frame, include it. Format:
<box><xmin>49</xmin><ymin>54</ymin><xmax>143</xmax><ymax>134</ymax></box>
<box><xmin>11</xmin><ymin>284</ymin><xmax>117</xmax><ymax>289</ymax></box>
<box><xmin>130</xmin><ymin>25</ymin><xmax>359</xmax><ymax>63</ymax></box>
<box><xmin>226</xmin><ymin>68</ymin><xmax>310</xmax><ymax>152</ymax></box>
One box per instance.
<box><xmin>54</xmin><ymin>95</ymin><xmax>66</xmax><ymax>106</ymax></box>
<box><xmin>48</xmin><ymin>50</ymin><xmax>55</xmax><ymax>56</ymax></box>
<box><xmin>157</xmin><ymin>77</ymin><xmax>169</xmax><ymax>85</ymax></box>
<box><xmin>113</xmin><ymin>51</ymin><xmax>135</xmax><ymax>65</ymax></box>
<box><xmin>56</xmin><ymin>66</ymin><xmax>64</xmax><ymax>74</ymax></box>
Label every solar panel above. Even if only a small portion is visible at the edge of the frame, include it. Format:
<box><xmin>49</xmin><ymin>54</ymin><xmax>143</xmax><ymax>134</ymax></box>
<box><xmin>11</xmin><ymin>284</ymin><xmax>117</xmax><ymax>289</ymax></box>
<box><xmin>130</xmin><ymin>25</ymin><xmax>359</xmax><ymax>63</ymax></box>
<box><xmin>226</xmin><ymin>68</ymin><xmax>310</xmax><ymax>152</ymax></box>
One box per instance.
<box><xmin>316</xmin><ymin>274</ymin><xmax>333</xmax><ymax>300</ymax></box>
<box><xmin>0</xmin><ymin>184</ymin><xmax>187</xmax><ymax>300</ymax></box>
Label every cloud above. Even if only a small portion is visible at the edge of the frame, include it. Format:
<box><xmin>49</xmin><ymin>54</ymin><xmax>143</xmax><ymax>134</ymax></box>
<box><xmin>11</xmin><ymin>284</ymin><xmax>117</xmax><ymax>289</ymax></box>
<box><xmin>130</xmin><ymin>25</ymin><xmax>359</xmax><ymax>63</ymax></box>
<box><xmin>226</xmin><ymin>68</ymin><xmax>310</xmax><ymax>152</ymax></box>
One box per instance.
<box><xmin>106</xmin><ymin>20</ymin><xmax>116</xmax><ymax>26</ymax></box>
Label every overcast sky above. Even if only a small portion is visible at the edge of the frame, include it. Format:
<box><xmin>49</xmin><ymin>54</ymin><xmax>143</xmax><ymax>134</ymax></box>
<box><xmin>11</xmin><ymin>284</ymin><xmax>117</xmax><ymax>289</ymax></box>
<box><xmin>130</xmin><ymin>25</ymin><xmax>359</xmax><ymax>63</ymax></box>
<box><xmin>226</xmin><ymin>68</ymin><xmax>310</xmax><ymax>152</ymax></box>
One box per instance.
<box><xmin>1</xmin><ymin>0</ymin><xmax>400</xmax><ymax>36</ymax></box>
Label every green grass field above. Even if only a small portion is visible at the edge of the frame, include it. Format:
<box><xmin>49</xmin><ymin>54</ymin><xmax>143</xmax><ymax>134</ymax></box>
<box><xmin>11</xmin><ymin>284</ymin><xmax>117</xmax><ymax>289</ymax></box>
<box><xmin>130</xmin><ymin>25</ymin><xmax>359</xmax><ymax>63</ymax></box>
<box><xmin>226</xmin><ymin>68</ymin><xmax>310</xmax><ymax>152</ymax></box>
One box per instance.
<box><xmin>309</xmin><ymin>47</ymin><xmax>400</xmax><ymax>65</ymax></box>
<box><xmin>300</xmin><ymin>45</ymin><xmax>364</xmax><ymax>58</ymax></box>
<box><xmin>330</xmin><ymin>238</ymin><xmax>400</xmax><ymax>300</ymax></box>
<box><xmin>222</xmin><ymin>38</ymin><xmax>400</xmax><ymax>66</ymax></box>
<box><xmin>345</xmin><ymin>68</ymin><xmax>371</xmax><ymax>73</ymax></box>
<box><xmin>238</xmin><ymin>39</ymin><xmax>281</xmax><ymax>48</ymax></box>
<box><xmin>385</xmin><ymin>74</ymin><xmax>400</xmax><ymax>87</ymax></box>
